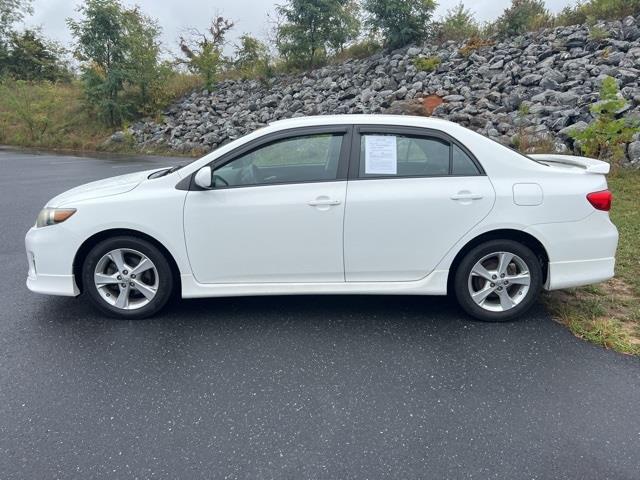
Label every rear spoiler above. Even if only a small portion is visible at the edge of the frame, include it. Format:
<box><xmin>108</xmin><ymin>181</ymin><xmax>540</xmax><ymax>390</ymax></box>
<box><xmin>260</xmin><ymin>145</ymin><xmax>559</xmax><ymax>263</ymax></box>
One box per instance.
<box><xmin>529</xmin><ymin>154</ymin><xmax>610</xmax><ymax>174</ymax></box>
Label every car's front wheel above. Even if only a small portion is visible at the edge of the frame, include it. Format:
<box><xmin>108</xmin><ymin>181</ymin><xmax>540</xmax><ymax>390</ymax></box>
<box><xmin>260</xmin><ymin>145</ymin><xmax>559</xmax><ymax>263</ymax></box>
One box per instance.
<box><xmin>82</xmin><ymin>236</ymin><xmax>174</xmax><ymax>319</ymax></box>
<box><xmin>454</xmin><ymin>239</ymin><xmax>542</xmax><ymax>322</ymax></box>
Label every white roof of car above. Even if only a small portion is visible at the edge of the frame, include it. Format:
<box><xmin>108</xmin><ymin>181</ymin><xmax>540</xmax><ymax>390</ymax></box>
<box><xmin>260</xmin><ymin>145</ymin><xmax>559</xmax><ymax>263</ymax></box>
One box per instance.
<box><xmin>268</xmin><ymin>114</ymin><xmax>456</xmax><ymax>130</ymax></box>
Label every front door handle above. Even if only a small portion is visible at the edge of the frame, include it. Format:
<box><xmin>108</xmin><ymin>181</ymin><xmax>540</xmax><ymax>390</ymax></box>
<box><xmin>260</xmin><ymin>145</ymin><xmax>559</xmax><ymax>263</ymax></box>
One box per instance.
<box><xmin>308</xmin><ymin>198</ymin><xmax>341</xmax><ymax>206</ymax></box>
<box><xmin>451</xmin><ymin>192</ymin><xmax>483</xmax><ymax>201</ymax></box>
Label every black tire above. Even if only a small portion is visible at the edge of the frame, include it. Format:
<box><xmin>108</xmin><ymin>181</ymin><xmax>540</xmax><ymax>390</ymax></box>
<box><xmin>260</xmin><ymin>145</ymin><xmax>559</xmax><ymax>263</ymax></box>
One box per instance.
<box><xmin>82</xmin><ymin>236</ymin><xmax>174</xmax><ymax>319</ymax></box>
<box><xmin>454</xmin><ymin>239</ymin><xmax>543</xmax><ymax>322</ymax></box>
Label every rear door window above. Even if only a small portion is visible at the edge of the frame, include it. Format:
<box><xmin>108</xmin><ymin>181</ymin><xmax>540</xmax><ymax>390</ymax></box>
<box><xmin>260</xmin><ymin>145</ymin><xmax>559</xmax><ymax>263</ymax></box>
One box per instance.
<box><xmin>358</xmin><ymin>133</ymin><xmax>481</xmax><ymax>178</ymax></box>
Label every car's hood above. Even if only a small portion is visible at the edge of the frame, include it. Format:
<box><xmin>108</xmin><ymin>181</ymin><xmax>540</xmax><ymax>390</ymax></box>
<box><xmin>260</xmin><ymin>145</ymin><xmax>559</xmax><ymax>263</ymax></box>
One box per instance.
<box><xmin>47</xmin><ymin>169</ymin><xmax>158</xmax><ymax>207</ymax></box>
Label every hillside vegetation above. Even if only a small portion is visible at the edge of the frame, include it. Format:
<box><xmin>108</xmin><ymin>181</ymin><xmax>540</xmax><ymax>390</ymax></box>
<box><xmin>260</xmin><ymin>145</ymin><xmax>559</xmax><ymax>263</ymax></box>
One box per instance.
<box><xmin>1</xmin><ymin>0</ymin><xmax>640</xmax><ymax>152</ymax></box>
<box><xmin>0</xmin><ymin>75</ymin><xmax>201</xmax><ymax>152</ymax></box>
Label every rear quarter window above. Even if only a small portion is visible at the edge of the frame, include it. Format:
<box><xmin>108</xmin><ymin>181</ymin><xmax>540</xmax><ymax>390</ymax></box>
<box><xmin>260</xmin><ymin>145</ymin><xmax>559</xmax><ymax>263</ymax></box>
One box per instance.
<box><xmin>452</xmin><ymin>144</ymin><xmax>481</xmax><ymax>176</ymax></box>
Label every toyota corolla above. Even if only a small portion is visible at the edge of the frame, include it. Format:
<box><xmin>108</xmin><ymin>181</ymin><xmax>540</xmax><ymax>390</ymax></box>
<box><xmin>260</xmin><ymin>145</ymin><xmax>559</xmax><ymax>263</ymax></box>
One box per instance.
<box><xmin>25</xmin><ymin>115</ymin><xmax>618</xmax><ymax>321</ymax></box>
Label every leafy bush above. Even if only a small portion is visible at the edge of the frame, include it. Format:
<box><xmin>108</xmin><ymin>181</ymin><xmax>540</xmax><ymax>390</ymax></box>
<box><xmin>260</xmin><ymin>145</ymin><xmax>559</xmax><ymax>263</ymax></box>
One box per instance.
<box><xmin>570</xmin><ymin>76</ymin><xmax>639</xmax><ymax>167</ymax></box>
<box><xmin>414</xmin><ymin>56</ymin><xmax>441</xmax><ymax>71</ymax></box>
<box><xmin>434</xmin><ymin>2</ymin><xmax>480</xmax><ymax>42</ymax></box>
<box><xmin>495</xmin><ymin>0</ymin><xmax>552</xmax><ymax>37</ymax></box>
<box><xmin>363</xmin><ymin>0</ymin><xmax>437</xmax><ymax>49</ymax></box>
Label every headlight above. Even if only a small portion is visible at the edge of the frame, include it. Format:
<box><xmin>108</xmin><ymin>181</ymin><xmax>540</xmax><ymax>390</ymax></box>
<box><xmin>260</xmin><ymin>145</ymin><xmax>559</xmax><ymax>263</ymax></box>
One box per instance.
<box><xmin>36</xmin><ymin>208</ymin><xmax>76</xmax><ymax>228</ymax></box>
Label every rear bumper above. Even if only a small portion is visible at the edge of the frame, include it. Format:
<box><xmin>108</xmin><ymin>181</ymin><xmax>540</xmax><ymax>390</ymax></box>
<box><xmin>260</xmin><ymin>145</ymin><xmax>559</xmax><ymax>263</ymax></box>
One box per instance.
<box><xmin>546</xmin><ymin>257</ymin><xmax>616</xmax><ymax>290</ymax></box>
<box><xmin>525</xmin><ymin>212</ymin><xmax>618</xmax><ymax>291</ymax></box>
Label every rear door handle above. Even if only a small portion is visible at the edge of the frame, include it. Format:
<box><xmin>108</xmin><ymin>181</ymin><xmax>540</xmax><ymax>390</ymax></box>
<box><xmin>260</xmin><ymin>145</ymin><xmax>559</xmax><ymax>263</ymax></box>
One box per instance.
<box><xmin>451</xmin><ymin>192</ymin><xmax>483</xmax><ymax>201</ymax></box>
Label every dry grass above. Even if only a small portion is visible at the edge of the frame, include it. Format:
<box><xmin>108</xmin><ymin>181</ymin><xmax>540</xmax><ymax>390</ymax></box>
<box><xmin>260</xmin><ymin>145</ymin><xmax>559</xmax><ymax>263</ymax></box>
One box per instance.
<box><xmin>0</xmin><ymin>80</ymin><xmax>112</xmax><ymax>151</ymax></box>
<box><xmin>159</xmin><ymin>73</ymin><xmax>203</xmax><ymax>109</ymax></box>
<box><xmin>458</xmin><ymin>37</ymin><xmax>494</xmax><ymax>57</ymax></box>
<box><xmin>0</xmin><ymin>74</ymin><xmax>204</xmax><ymax>155</ymax></box>
<box><xmin>512</xmin><ymin>132</ymin><xmax>557</xmax><ymax>154</ymax></box>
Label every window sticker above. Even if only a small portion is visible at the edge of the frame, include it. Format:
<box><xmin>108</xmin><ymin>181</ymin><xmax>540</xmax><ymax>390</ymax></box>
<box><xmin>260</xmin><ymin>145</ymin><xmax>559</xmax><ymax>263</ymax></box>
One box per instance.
<box><xmin>365</xmin><ymin>135</ymin><xmax>397</xmax><ymax>175</ymax></box>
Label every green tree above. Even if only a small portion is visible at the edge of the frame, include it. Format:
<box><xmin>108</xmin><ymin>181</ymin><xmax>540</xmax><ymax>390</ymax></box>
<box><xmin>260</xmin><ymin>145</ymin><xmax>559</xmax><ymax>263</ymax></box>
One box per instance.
<box><xmin>496</xmin><ymin>0</ymin><xmax>551</xmax><ymax>37</ymax></box>
<box><xmin>179</xmin><ymin>15</ymin><xmax>234</xmax><ymax>90</ymax></box>
<box><xmin>435</xmin><ymin>3</ymin><xmax>479</xmax><ymax>42</ymax></box>
<box><xmin>68</xmin><ymin>0</ymin><xmax>165</xmax><ymax>126</ymax></box>
<box><xmin>4</xmin><ymin>28</ymin><xmax>70</xmax><ymax>81</ymax></box>
<box><xmin>0</xmin><ymin>0</ymin><xmax>32</xmax><ymax>39</ymax></box>
<box><xmin>363</xmin><ymin>0</ymin><xmax>436</xmax><ymax>49</ymax></box>
<box><xmin>327</xmin><ymin>0</ymin><xmax>360</xmax><ymax>53</ymax></box>
<box><xmin>233</xmin><ymin>34</ymin><xmax>271</xmax><ymax>79</ymax></box>
<box><xmin>571</xmin><ymin>76</ymin><xmax>639</xmax><ymax>167</ymax></box>
<box><xmin>122</xmin><ymin>7</ymin><xmax>167</xmax><ymax>115</ymax></box>
<box><xmin>68</xmin><ymin>0</ymin><xmax>129</xmax><ymax>126</ymax></box>
<box><xmin>0</xmin><ymin>0</ymin><xmax>33</xmax><ymax>74</ymax></box>
<box><xmin>276</xmin><ymin>0</ymin><xmax>360</xmax><ymax>69</ymax></box>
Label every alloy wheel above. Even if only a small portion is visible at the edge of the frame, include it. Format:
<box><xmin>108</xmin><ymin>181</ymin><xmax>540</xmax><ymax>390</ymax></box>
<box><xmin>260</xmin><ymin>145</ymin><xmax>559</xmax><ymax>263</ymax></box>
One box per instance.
<box><xmin>93</xmin><ymin>248</ymin><xmax>159</xmax><ymax>310</ymax></box>
<box><xmin>467</xmin><ymin>251</ymin><xmax>531</xmax><ymax>312</ymax></box>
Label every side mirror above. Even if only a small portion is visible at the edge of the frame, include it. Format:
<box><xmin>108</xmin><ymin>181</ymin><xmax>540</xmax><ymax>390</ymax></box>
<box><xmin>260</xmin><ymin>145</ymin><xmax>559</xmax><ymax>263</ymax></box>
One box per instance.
<box><xmin>194</xmin><ymin>166</ymin><xmax>212</xmax><ymax>189</ymax></box>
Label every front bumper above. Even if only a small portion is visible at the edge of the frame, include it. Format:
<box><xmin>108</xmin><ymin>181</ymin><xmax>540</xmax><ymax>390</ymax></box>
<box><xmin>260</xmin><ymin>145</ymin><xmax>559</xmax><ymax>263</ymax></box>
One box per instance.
<box><xmin>25</xmin><ymin>226</ymin><xmax>80</xmax><ymax>297</ymax></box>
<box><xmin>27</xmin><ymin>273</ymin><xmax>80</xmax><ymax>296</ymax></box>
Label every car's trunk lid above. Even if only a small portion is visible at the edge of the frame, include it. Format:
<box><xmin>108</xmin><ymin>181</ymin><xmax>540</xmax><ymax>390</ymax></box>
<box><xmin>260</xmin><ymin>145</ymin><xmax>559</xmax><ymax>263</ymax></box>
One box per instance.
<box><xmin>529</xmin><ymin>154</ymin><xmax>610</xmax><ymax>174</ymax></box>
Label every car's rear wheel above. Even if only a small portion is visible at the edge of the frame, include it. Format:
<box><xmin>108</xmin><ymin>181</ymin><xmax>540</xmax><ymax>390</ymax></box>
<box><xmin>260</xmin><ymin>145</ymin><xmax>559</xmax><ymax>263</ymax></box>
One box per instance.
<box><xmin>82</xmin><ymin>236</ymin><xmax>174</xmax><ymax>319</ymax></box>
<box><xmin>454</xmin><ymin>239</ymin><xmax>542</xmax><ymax>322</ymax></box>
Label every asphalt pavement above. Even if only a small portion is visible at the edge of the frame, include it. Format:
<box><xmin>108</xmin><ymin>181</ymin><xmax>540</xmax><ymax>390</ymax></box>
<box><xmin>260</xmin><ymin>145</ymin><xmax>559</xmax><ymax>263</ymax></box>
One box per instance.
<box><xmin>0</xmin><ymin>147</ymin><xmax>639</xmax><ymax>479</ymax></box>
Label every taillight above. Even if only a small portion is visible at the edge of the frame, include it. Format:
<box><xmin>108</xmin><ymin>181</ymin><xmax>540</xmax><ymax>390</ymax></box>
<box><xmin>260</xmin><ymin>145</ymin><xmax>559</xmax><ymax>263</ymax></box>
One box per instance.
<box><xmin>587</xmin><ymin>190</ymin><xmax>612</xmax><ymax>211</ymax></box>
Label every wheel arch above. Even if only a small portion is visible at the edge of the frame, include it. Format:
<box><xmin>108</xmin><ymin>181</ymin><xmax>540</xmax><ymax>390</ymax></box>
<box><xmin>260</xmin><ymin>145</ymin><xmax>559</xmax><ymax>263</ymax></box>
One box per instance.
<box><xmin>446</xmin><ymin>229</ymin><xmax>549</xmax><ymax>294</ymax></box>
<box><xmin>73</xmin><ymin>228</ymin><xmax>182</xmax><ymax>295</ymax></box>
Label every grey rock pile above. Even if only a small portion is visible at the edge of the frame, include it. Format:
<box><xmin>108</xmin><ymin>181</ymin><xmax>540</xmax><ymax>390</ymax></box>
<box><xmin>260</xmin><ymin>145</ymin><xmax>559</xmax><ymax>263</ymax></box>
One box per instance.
<box><xmin>127</xmin><ymin>16</ymin><xmax>640</xmax><ymax>166</ymax></box>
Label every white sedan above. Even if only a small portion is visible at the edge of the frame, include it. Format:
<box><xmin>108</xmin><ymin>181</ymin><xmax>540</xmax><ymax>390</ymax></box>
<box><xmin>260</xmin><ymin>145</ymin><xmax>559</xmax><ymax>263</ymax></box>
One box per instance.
<box><xmin>25</xmin><ymin>115</ymin><xmax>618</xmax><ymax>321</ymax></box>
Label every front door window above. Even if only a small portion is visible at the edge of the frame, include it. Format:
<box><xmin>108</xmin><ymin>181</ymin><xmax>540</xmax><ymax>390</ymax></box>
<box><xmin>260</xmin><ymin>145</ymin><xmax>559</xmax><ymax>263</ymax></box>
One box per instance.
<box><xmin>214</xmin><ymin>134</ymin><xmax>344</xmax><ymax>187</ymax></box>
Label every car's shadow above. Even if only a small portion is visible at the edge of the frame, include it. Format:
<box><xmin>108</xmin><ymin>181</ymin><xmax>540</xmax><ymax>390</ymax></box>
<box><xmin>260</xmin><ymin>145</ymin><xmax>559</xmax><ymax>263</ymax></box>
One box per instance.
<box><xmin>35</xmin><ymin>292</ymin><xmax>551</xmax><ymax>342</ymax></box>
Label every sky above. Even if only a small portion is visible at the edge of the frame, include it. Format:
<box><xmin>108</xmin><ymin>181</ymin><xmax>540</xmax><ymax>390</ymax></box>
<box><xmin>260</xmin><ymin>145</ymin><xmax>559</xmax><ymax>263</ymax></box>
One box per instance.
<box><xmin>24</xmin><ymin>0</ymin><xmax>578</xmax><ymax>56</ymax></box>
